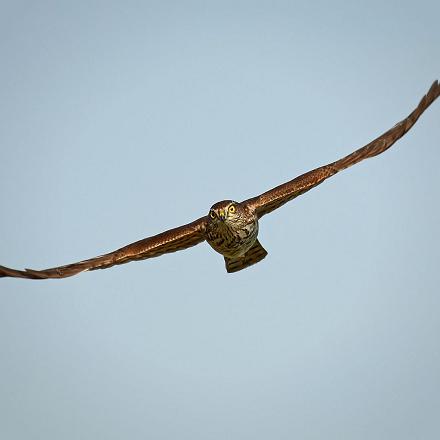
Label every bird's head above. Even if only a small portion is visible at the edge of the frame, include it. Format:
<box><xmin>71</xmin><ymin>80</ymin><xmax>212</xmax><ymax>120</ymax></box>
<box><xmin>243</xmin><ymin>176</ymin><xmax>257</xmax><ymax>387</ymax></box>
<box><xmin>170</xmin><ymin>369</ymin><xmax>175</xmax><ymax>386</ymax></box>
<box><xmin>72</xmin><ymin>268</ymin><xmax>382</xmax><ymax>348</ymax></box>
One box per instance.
<box><xmin>208</xmin><ymin>200</ymin><xmax>243</xmax><ymax>225</ymax></box>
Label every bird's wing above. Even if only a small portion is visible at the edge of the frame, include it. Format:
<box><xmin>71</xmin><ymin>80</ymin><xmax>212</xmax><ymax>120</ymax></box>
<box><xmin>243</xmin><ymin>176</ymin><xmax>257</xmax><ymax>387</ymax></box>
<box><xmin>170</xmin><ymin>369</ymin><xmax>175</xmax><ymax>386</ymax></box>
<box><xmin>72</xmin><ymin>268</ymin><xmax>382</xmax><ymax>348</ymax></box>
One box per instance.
<box><xmin>244</xmin><ymin>80</ymin><xmax>440</xmax><ymax>219</ymax></box>
<box><xmin>0</xmin><ymin>217</ymin><xmax>207</xmax><ymax>279</ymax></box>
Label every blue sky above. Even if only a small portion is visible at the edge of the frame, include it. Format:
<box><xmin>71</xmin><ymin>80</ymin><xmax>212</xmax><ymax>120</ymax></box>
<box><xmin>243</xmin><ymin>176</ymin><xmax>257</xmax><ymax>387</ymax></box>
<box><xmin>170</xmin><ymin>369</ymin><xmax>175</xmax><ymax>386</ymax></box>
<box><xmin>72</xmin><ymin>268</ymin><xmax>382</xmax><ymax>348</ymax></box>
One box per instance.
<box><xmin>1</xmin><ymin>1</ymin><xmax>439</xmax><ymax>439</ymax></box>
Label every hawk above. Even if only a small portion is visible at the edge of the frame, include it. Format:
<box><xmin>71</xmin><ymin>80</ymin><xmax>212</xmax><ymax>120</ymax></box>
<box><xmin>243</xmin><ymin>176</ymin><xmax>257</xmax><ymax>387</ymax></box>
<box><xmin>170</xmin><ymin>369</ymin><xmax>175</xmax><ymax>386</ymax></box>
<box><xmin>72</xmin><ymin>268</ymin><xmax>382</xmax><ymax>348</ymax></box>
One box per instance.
<box><xmin>1</xmin><ymin>81</ymin><xmax>439</xmax><ymax>279</ymax></box>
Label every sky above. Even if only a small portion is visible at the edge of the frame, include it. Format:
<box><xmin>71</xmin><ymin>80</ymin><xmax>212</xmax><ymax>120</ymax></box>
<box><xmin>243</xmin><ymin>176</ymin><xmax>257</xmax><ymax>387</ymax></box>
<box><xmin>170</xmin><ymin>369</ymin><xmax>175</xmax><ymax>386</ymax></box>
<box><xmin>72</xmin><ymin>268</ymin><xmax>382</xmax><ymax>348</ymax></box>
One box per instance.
<box><xmin>1</xmin><ymin>1</ymin><xmax>439</xmax><ymax>439</ymax></box>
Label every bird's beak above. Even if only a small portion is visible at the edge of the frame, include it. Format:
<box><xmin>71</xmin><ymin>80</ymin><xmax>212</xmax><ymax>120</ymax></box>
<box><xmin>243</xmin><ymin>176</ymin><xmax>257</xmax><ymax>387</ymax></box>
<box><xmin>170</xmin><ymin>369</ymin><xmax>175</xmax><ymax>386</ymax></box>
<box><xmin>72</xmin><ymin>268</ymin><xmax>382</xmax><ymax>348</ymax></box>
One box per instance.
<box><xmin>219</xmin><ymin>209</ymin><xmax>226</xmax><ymax>221</ymax></box>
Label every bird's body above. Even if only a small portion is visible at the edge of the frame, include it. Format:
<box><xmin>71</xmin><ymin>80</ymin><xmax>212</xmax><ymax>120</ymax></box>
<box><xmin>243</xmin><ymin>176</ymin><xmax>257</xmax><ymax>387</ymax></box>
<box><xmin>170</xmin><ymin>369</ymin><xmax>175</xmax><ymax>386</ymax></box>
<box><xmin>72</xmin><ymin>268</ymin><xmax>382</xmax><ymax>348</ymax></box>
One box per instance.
<box><xmin>206</xmin><ymin>200</ymin><xmax>259</xmax><ymax>259</ymax></box>
<box><xmin>205</xmin><ymin>200</ymin><xmax>266</xmax><ymax>272</ymax></box>
<box><xmin>1</xmin><ymin>80</ymin><xmax>439</xmax><ymax>279</ymax></box>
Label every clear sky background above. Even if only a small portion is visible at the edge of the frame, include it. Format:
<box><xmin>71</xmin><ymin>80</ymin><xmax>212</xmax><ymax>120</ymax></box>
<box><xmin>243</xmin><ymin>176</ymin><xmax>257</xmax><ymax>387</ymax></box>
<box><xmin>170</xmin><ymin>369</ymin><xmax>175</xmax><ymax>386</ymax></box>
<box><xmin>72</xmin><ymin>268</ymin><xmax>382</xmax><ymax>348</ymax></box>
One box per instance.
<box><xmin>1</xmin><ymin>1</ymin><xmax>439</xmax><ymax>439</ymax></box>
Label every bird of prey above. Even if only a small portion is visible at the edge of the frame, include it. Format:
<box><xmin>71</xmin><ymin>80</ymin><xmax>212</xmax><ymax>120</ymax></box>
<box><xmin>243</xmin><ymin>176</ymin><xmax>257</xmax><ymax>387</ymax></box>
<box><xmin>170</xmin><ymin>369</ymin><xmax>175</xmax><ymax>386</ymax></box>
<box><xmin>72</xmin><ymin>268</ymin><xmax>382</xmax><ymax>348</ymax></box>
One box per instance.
<box><xmin>1</xmin><ymin>81</ymin><xmax>439</xmax><ymax>279</ymax></box>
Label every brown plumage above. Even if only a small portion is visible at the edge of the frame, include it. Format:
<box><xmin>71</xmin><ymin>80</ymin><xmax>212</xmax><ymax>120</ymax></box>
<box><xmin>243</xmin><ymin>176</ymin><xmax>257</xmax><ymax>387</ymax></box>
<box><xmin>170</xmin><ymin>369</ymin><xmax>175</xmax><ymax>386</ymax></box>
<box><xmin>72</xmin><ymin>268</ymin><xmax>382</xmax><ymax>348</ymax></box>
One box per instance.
<box><xmin>1</xmin><ymin>80</ymin><xmax>439</xmax><ymax>279</ymax></box>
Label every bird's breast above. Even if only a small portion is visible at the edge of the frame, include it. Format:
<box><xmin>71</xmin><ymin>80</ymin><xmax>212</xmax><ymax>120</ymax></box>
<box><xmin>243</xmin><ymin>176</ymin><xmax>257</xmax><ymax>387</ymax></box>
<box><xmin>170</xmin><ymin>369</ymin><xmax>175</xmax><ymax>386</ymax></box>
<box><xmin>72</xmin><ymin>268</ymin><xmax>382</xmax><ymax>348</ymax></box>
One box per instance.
<box><xmin>206</xmin><ymin>220</ymin><xmax>259</xmax><ymax>258</ymax></box>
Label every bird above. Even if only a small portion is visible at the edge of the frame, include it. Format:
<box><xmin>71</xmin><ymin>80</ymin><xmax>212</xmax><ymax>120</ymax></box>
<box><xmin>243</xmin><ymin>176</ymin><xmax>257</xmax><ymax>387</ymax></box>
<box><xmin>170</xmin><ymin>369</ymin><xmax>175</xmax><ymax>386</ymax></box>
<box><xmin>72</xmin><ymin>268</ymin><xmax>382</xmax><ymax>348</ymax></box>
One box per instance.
<box><xmin>1</xmin><ymin>80</ymin><xmax>439</xmax><ymax>279</ymax></box>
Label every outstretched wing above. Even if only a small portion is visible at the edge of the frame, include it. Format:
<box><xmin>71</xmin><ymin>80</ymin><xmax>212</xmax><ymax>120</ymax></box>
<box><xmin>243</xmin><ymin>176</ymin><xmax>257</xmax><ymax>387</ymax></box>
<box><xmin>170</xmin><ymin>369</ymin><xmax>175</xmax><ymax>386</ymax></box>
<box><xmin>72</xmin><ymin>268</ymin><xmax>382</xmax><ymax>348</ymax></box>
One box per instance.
<box><xmin>244</xmin><ymin>80</ymin><xmax>440</xmax><ymax>218</ymax></box>
<box><xmin>0</xmin><ymin>217</ymin><xmax>207</xmax><ymax>279</ymax></box>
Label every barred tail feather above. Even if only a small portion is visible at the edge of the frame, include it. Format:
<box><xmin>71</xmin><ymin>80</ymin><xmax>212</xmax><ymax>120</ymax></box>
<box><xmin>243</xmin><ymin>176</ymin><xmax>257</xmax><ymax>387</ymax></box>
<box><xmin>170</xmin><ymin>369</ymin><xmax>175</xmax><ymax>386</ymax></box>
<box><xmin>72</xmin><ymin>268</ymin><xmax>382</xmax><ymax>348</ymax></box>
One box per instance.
<box><xmin>224</xmin><ymin>240</ymin><xmax>268</xmax><ymax>273</ymax></box>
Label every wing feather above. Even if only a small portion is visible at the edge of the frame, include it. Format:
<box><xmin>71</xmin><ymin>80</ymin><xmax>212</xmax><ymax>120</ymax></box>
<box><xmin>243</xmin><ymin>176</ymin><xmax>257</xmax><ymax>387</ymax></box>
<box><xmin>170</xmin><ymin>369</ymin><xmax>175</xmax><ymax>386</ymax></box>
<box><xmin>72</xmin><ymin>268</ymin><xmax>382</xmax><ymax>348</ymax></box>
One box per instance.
<box><xmin>244</xmin><ymin>80</ymin><xmax>440</xmax><ymax>218</ymax></box>
<box><xmin>0</xmin><ymin>217</ymin><xmax>207</xmax><ymax>279</ymax></box>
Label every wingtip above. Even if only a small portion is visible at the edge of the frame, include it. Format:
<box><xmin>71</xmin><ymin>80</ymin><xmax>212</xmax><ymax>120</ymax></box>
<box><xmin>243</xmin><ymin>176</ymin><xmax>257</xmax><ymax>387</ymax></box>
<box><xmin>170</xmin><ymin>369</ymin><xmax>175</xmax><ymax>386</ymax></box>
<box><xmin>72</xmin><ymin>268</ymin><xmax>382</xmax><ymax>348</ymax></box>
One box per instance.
<box><xmin>412</xmin><ymin>80</ymin><xmax>440</xmax><ymax>118</ymax></box>
<box><xmin>426</xmin><ymin>79</ymin><xmax>440</xmax><ymax>102</ymax></box>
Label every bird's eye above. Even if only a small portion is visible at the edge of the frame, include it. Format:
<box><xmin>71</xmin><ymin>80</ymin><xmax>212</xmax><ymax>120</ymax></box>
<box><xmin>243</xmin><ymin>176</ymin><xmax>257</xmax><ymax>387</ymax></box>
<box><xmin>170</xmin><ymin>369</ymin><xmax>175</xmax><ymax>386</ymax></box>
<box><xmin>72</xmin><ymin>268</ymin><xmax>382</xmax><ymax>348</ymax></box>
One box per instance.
<box><xmin>228</xmin><ymin>205</ymin><xmax>236</xmax><ymax>213</ymax></box>
<box><xmin>209</xmin><ymin>210</ymin><xmax>216</xmax><ymax>219</ymax></box>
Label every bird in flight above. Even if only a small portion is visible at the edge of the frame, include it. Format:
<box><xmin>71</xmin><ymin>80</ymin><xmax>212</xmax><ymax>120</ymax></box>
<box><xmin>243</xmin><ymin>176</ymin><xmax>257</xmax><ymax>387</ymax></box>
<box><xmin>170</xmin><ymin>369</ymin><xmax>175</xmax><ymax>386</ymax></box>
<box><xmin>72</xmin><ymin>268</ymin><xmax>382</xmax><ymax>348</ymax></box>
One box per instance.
<box><xmin>1</xmin><ymin>81</ymin><xmax>439</xmax><ymax>279</ymax></box>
